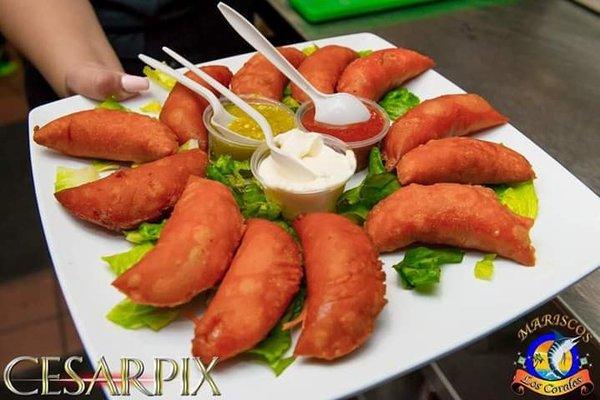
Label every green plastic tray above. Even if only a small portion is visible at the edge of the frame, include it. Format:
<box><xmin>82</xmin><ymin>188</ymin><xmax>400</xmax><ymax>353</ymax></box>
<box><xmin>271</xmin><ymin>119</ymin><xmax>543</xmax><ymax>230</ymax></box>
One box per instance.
<box><xmin>289</xmin><ymin>0</ymin><xmax>438</xmax><ymax>23</ymax></box>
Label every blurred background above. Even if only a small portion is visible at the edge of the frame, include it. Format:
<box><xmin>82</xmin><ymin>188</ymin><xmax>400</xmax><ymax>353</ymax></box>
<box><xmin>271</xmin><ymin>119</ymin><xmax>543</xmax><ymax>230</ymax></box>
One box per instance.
<box><xmin>0</xmin><ymin>0</ymin><xmax>598</xmax><ymax>399</ymax></box>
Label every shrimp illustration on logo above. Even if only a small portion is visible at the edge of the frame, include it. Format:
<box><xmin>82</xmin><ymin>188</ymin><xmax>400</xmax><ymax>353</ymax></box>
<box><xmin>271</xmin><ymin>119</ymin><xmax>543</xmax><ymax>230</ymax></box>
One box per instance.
<box><xmin>512</xmin><ymin>329</ymin><xmax>594</xmax><ymax>397</ymax></box>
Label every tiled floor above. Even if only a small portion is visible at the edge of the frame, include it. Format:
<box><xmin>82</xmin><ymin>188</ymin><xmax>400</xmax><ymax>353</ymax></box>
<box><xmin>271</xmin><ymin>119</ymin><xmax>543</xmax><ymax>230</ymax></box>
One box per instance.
<box><xmin>0</xmin><ymin>268</ymin><xmax>84</xmax><ymax>369</ymax></box>
<box><xmin>0</xmin><ymin>53</ymin><xmax>85</xmax><ymax>374</ymax></box>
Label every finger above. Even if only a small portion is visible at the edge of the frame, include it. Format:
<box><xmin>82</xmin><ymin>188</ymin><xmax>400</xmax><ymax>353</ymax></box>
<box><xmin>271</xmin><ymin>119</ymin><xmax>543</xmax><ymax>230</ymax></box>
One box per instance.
<box><xmin>119</xmin><ymin>75</ymin><xmax>150</xmax><ymax>99</ymax></box>
<box><xmin>66</xmin><ymin>65</ymin><xmax>149</xmax><ymax>101</ymax></box>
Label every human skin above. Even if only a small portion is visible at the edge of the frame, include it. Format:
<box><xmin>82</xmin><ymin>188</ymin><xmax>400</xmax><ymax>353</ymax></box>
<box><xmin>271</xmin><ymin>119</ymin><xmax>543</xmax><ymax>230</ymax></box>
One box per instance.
<box><xmin>192</xmin><ymin>219</ymin><xmax>303</xmax><ymax>363</ymax></box>
<box><xmin>293</xmin><ymin>213</ymin><xmax>386</xmax><ymax>360</ymax></box>
<box><xmin>337</xmin><ymin>48</ymin><xmax>434</xmax><ymax>101</ymax></box>
<box><xmin>383</xmin><ymin>93</ymin><xmax>508</xmax><ymax>169</ymax></box>
<box><xmin>0</xmin><ymin>0</ymin><xmax>148</xmax><ymax>100</ymax></box>
<box><xmin>365</xmin><ymin>183</ymin><xmax>536</xmax><ymax>265</ymax></box>
<box><xmin>159</xmin><ymin>66</ymin><xmax>233</xmax><ymax>148</ymax></box>
<box><xmin>55</xmin><ymin>149</ymin><xmax>208</xmax><ymax>231</ymax></box>
<box><xmin>113</xmin><ymin>177</ymin><xmax>244</xmax><ymax>307</ymax></box>
<box><xmin>34</xmin><ymin>108</ymin><xmax>178</xmax><ymax>162</ymax></box>
<box><xmin>230</xmin><ymin>47</ymin><xmax>305</xmax><ymax>100</ymax></box>
<box><xmin>290</xmin><ymin>45</ymin><xmax>358</xmax><ymax>103</ymax></box>
<box><xmin>396</xmin><ymin>137</ymin><xmax>535</xmax><ymax>185</ymax></box>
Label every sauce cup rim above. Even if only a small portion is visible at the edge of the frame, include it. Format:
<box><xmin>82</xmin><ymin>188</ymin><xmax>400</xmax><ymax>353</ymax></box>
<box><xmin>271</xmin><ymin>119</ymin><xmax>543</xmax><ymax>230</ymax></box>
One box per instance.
<box><xmin>250</xmin><ymin>133</ymin><xmax>357</xmax><ymax>195</ymax></box>
<box><xmin>294</xmin><ymin>97</ymin><xmax>391</xmax><ymax>148</ymax></box>
<box><xmin>203</xmin><ymin>94</ymin><xmax>295</xmax><ymax>147</ymax></box>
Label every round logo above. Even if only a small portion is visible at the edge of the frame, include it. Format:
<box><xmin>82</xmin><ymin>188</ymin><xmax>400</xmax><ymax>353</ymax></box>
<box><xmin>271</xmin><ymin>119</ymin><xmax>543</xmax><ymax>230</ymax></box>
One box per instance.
<box><xmin>525</xmin><ymin>331</ymin><xmax>580</xmax><ymax>381</ymax></box>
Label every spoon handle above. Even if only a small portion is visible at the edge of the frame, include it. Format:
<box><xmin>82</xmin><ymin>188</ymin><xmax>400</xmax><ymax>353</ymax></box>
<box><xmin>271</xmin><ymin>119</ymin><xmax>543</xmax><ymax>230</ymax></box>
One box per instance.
<box><xmin>138</xmin><ymin>54</ymin><xmax>224</xmax><ymax>114</ymax></box>
<box><xmin>217</xmin><ymin>2</ymin><xmax>322</xmax><ymax>102</ymax></box>
<box><xmin>162</xmin><ymin>46</ymin><xmax>275</xmax><ymax>144</ymax></box>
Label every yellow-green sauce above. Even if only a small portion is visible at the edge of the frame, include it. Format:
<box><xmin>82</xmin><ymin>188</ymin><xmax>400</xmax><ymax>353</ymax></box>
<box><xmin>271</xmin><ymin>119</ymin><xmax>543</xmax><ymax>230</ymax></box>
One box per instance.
<box><xmin>224</xmin><ymin>102</ymin><xmax>295</xmax><ymax>140</ymax></box>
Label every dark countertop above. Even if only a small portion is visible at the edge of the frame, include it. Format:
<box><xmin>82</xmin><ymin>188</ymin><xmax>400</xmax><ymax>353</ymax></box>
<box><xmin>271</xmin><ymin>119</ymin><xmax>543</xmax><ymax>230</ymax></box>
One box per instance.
<box><xmin>258</xmin><ymin>0</ymin><xmax>600</xmax><ymax>367</ymax></box>
<box><xmin>262</xmin><ymin>0</ymin><xmax>600</xmax><ymax>193</ymax></box>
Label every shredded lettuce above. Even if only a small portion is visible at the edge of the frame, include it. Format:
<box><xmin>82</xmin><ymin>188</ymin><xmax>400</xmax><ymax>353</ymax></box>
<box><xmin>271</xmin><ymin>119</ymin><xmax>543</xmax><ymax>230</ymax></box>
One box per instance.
<box><xmin>178</xmin><ymin>139</ymin><xmax>199</xmax><ymax>152</ymax></box>
<box><xmin>106</xmin><ymin>299</ymin><xmax>179</xmax><ymax>331</ymax></box>
<box><xmin>103</xmin><ymin>220</ymin><xmax>165</xmax><ymax>274</ymax></box>
<box><xmin>97</xmin><ymin>96</ymin><xmax>128</xmax><ymax>111</ymax></box>
<box><xmin>357</xmin><ymin>49</ymin><xmax>373</xmax><ymax>57</ymax></box>
<box><xmin>273</xmin><ymin>220</ymin><xmax>298</xmax><ymax>240</ymax></box>
<box><xmin>378</xmin><ymin>87</ymin><xmax>420</xmax><ymax>120</ymax></box>
<box><xmin>54</xmin><ymin>166</ymin><xmax>99</xmax><ymax>192</ymax></box>
<box><xmin>139</xmin><ymin>100</ymin><xmax>162</xmax><ymax>114</ymax></box>
<box><xmin>336</xmin><ymin>147</ymin><xmax>400</xmax><ymax>224</ymax></box>
<box><xmin>492</xmin><ymin>180</ymin><xmax>538</xmax><ymax>219</ymax></box>
<box><xmin>90</xmin><ymin>160</ymin><xmax>120</xmax><ymax>172</ymax></box>
<box><xmin>103</xmin><ymin>220</ymin><xmax>177</xmax><ymax>331</ymax></box>
<box><xmin>394</xmin><ymin>247</ymin><xmax>465</xmax><ymax>289</ymax></box>
<box><xmin>103</xmin><ymin>222</ymin><xmax>178</xmax><ymax>331</ymax></box>
<box><xmin>301</xmin><ymin>44</ymin><xmax>319</xmax><ymax>56</ymax></box>
<box><xmin>474</xmin><ymin>254</ymin><xmax>496</xmax><ymax>281</ymax></box>
<box><xmin>102</xmin><ymin>243</ymin><xmax>154</xmax><ymax>276</ymax></box>
<box><xmin>55</xmin><ymin>160</ymin><xmax>120</xmax><ymax>192</ymax></box>
<box><xmin>206</xmin><ymin>155</ymin><xmax>282</xmax><ymax>220</ymax></box>
<box><xmin>281</xmin><ymin>84</ymin><xmax>301</xmax><ymax>112</ymax></box>
<box><xmin>247</xmin><ymin>287</ymin><xmax>305</xmax><ymax>376</ymax></box>
<box><xmin>123</xmin><ymin>221</ymin><xmax>166</xmax><ymax>244</ymax></box>
<box><xmin>206</xmin><ymin>155</ymin><xmax>250</xmax><ymax>189</ymax></box>
<box><xmin>282</xmin><ymin>95</ymin><xmax>301</xmax><ymax>112</ymax></box>
<box><xmin>143</xmin><ymin>65</ymin><xmax>176</xmax><ymax>91</ymax></box>
<box><xmin>367</xmin><ymin>147</ymin><xmax>386</xmax><ymax>175</ymax></box>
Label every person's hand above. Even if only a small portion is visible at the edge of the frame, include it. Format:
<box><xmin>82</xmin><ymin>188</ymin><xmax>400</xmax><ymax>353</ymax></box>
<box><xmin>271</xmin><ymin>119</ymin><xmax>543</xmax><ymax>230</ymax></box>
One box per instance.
<box><xmin>65</xmin><ymin>62</ymin><xmax>149</xmax><ymax>101</ymax></box>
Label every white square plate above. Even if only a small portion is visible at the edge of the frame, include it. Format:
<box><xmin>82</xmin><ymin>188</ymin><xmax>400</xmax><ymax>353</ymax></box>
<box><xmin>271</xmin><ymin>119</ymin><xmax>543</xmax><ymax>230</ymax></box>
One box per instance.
<box><xmin>29</xmin><ymin>33</ymin><xmax>600</xmax><ymax>399</ymax></box>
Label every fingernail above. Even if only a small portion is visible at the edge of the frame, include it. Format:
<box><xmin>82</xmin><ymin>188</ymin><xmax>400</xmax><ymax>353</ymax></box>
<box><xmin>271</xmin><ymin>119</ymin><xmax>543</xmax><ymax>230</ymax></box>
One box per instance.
<box><xmin>121</xmin><ymin>75</ymin><xmax>149</xmax><ymax>92</ymax></box>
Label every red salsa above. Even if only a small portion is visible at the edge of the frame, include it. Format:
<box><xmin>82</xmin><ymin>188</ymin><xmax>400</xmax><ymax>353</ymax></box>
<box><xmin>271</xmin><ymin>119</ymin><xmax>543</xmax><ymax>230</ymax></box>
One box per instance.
<box><xmin>300</xmin><ymin>103</ymin><xmax>385</xmax><ymax>142</ymax></box>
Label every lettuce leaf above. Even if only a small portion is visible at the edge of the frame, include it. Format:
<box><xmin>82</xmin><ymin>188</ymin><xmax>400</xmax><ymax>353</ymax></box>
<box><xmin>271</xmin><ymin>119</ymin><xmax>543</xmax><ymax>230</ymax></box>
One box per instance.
<box><xmin>206</xmin><ymin>155</ymin><xmax>250</xmax><ymax>189</ymax></box>
<box><xmin>336</xmin><ymin>147</ymin><xmax>400</xmax><ymax>224</ymax></box>
<box><xmin>281</xmin><ymin>84</ymin><xmax>301</xmax><ymax>112</ymax></box>
<box><xmin>394</xmin><ymin>247</ymin><xmax>465</xmax><ymax>289</ymax></box>
<box><xmin>378</xmin><ymin>87</ymin><xmax>420</xmax><ymax>120</ymax></box>
<box><xmin>139</xmin><ymin>100</ymin><xmax>162</xmax><ymax>114</ymax></box>
<box><xmin>106</xmin><ymin>221</ymin><xmax>164</xmax><ymax>275</ymax></box>
<box><xmin>104</xmin><ymin>221</ymin><xmax>177</xmax><ymax>331</ymax></box>
<box><xmin>178</xmin><ymin>139</ymin><xmax>199</xmax><ymax>152</ymax></box>
<box><xmin>97</xmin><ymin>96</ymin><xmax>127</xmax><ymax>111</ymax></box>
<box><xmin>54</xmin><ymin>166</ymin><xmax>100</xmax><ymax>192</ymax></box>
<box><xmin>273</xmin><ymin>220</ymin><xmax>298</xmax><ymax>240</ymax></box>
<box><xmin>357</xmin><ymin>49</ymin><xmax>373</xmax><ymax>57</ymax></box>
<box><xmin>102</xmin><ymin>243</ymin><xmax>154</xmax><ymax>276</ymax></box>
<box><xmin>474</xmin><ymin>254</ymin><xmax>496</xmax><ymax>281</ymax></box>
<box><xmin>240</xmin><ymin>182</ymin><xmax>282</xmax><ymax>220</ymax></box>
<box><xmin>123</xmin><ymin>221</ymin><xmax>166</xmax><ymax>244</ymax></box>
<box><xmin>206</xmin><ymin>155</ymin><xmax>282</xmax><ymax>220</ymax></box>
<box><xmin>106</xmin><ymin>299</ymin><xmax>179</xmax><ymax>331</ymax></box>
<box><xmin>492</xmin><ymin>180</ymin><xmax>538</xmax><ymax>219</ymax></box>
<box><xmin>367</xmin><ymin>147</ymin><xmax>386</xmax><ymax>175</ymax></box>
<box><xmin>143</xmin><ymin>65</ymin><xmax>176</xmax><ymax>91</ymax></box>
<box><xmin>55</xmin><ymin>160</ymin><xmax>121</xmax><ymax>192</ymax></box>
<box><xmin>282</xmin><ymin>94</ymin><xmax>301</xmax><ymax>112</ymax></box>
<box><xmin>90</xmin><ymin>160</ymin><xmax>120</xmax><ymax>172</ymax></box>
<box><xmin>302</xmin><ymin>44</ymin><xmax>319</xmax><ymax>56</ymax></box>
<box><xmin>247</xmin><ymin>287</ymin><xmax>305</xmax><ymax>376</ymax></box>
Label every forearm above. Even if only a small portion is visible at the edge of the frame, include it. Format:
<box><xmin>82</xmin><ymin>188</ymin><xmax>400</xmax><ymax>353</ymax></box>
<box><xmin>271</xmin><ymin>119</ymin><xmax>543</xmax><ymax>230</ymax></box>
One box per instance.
<box><xmin>0</xmin><ymin>0</ymin><xmax>122</xmax><ymax>97</ymax></box>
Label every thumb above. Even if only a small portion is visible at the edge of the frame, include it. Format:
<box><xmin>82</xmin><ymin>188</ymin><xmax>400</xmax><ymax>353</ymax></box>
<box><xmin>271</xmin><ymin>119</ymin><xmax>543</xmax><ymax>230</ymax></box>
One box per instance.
<box><xmin>65</xmin><ymin>63</ymin><xmax>149</xmax><ymax>101</ymax></box>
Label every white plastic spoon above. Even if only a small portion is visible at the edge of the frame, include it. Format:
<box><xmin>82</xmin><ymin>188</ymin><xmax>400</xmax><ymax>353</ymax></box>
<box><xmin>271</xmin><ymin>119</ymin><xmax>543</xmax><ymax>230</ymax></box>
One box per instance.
<box><xmin>138</xmin><ymin>54</ymin><xmax>254</xmax><ymax>144</ymax></box>
<box><xmin>159</xmin><ymin>47</ymin><xmax>317</xmax><ymax>181</ymax></box>
<box><xmin>217</xmin><ymin>2</ymin><xmax>371</xmax><ymax>126</ymax></box>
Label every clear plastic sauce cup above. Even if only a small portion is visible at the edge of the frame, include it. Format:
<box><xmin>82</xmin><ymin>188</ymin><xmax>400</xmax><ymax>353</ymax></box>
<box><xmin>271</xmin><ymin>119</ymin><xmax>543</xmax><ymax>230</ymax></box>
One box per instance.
<box><xmin>251</xmin><ymin>134</ymin><xmax>356</xmax><ymax>220</ymax></box>
<box><xmin>295</xmin><ymin>98</ymin><xmax>390</xmax><ymax>170</ymax></box>
<box><xmin>204</xmin><ymin>95</ymin><xmax>295</xmax><ymax>160</ymax></box>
